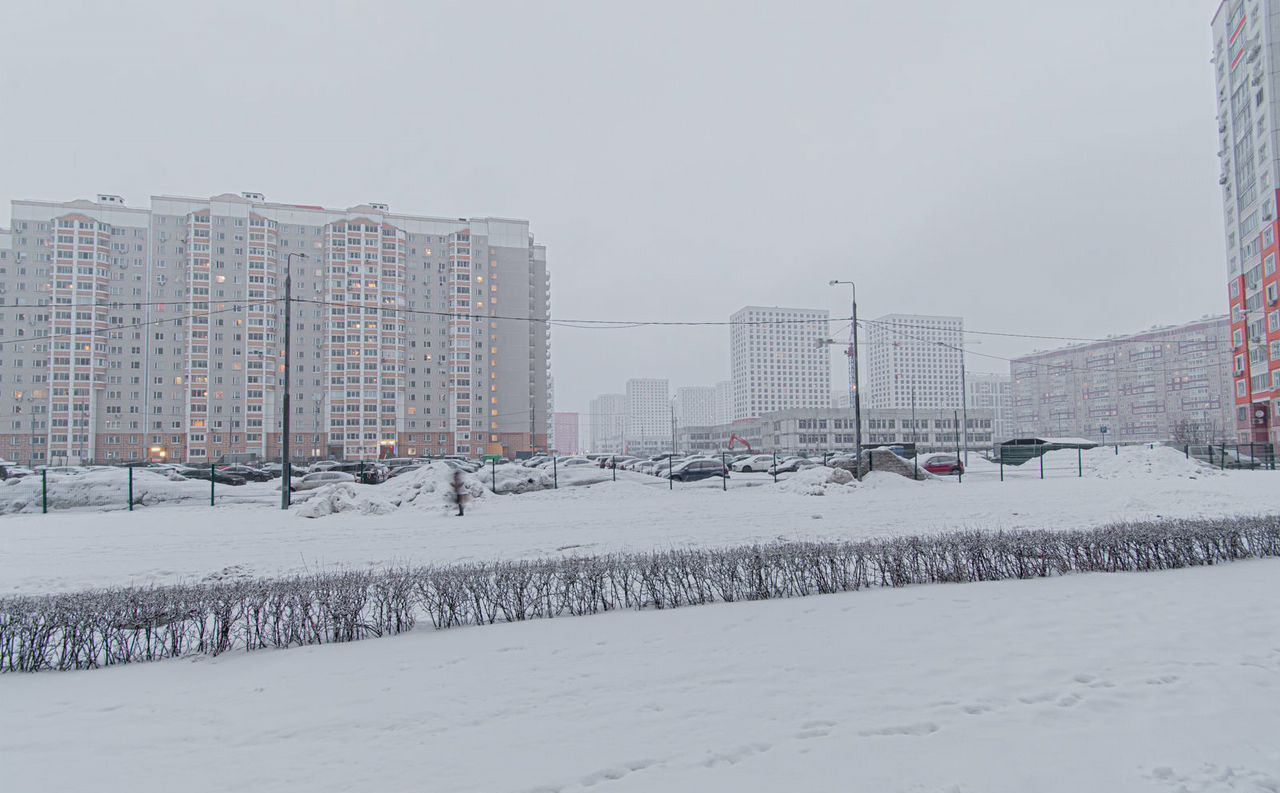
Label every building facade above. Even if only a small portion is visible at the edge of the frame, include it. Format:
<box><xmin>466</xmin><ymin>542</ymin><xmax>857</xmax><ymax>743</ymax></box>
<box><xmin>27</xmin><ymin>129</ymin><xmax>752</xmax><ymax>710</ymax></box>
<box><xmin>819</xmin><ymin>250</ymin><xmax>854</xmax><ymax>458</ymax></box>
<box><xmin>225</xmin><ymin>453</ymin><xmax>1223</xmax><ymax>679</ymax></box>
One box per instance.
<box><xmin>1010</xmin><ymin>317</ymin><xmax>1234</xmax><ymax>444</ymax></box>
<box><xmin>587</xmin><ymin>393</ymin><xmax>627</xmax><ymax>454</ymax></box>
<box><xmin>966</xmin><ymin>371</ymin><xmax>1014</xmax><ymax>442</ymax></box>
<box><xmin>865</xmin><ymin>313</ymin><xmax>965</xmax><ymax>410</ymax></box>
<box><xmin>674</xmin><ymin>407</ymin><xmax>996</xmax><ymax>456</ymax></box>
<box><xmin>672</xmin><ymin>385</ymin><xmax>716</xmax><ymax>428</ymax></box>
<box><xmin>552</xmin><ymin>412</ymin><xmax>580</xmax><ymax>454</ymax></box>
<box><xmin>729</xmin><ymin>306</ymin><xmax>830</xmax><ymax>420</ymax></box>
<box><xmin>1212</xmin><ymin>2</ymin><xmax>1280</xmax><ymax>443</ymax></box>
<box><xmin>624</xmin><ymin>378</ymin><xmax>670</xmax><ymax>455</ymax></box>
<box><xmin>0</xmin><ymin>192</ymin><xmax>550</xmax><ymax>464</ymax></box>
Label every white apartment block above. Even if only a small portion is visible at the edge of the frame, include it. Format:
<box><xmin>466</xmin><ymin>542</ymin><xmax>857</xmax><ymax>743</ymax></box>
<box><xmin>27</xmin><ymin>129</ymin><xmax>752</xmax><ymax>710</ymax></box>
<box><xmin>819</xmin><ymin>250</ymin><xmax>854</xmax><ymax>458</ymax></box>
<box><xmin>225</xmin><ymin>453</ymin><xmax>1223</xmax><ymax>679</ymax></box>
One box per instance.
<box><xmin>965</xmin><ymin>371</ymin><xmax>1014</xmax><ymax>441</ymax></box>
<box><xmin>0</xmin><ymin>192</ymin><xmax>550</xmax><ymax>465</ymax></box>
<box><xmin>730</xmin><ymin>306</ymin><xmax>830</xmax><ymax>420</ymax></box>
<box><xmin>865</xmin><ymin>313</ymin><xmax>965</xmax><ymax>410</ymax></box>
<box><xmin>672</xmin><ymin>385</ymin><xmax>716</xmax><ymax>428</ymax></box>
<box><xmin>624</xmin><ymin>378</ymin><xmax>670</xmax><ymax>455</ymax></box>
<box><xmin>1010</xmin><ymin>317</ymin><xmax>1235</xmax><ymax>444</ymax></box>
<box><xmin>714</xmin><ymin>380</ymin><xmax>733</xmax><ymax>424</ymax></box>
<box><xmin>588</xmin><ymin>393</ymin><xmax>626</xmax><ymax>454</ymax></box>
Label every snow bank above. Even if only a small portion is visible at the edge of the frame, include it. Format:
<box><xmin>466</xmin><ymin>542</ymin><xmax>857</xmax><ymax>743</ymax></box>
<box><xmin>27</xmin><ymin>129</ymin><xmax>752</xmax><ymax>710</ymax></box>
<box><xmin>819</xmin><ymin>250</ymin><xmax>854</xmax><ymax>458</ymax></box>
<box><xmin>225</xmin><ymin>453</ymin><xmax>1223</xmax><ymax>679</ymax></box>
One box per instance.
<box><xmin>773</xmin><ymin>465</ymin><xmax>856</xmax><ymax>495</ymax></box>
<box><xmin>1040</xmin><ymin>445</ymin><xmax>1224</xmax><ymax>480</ymax></box>
<box><xmin>297</xmin><ymin>463</ymin><xmax>485</xmax><ymax>518</ymax></box>
<box><xmin>0</xmin><ymin>468</ymin><xmax>231</xmax><ymax>514</ymax></box>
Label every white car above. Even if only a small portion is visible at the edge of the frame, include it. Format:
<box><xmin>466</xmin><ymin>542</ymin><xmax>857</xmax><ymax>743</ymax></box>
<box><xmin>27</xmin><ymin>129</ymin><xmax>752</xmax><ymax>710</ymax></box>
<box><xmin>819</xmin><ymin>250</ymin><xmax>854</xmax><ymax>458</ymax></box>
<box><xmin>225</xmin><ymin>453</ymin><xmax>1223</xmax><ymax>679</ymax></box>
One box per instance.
<box><xmin>730</xmin><ymin>454</ymin><xmax>775</xmax><ymax>473</ymax></box>
<box><xmin>293</xmin><ymin>471</ymin><xmax>357</xmax><ymax>490</ymax></box>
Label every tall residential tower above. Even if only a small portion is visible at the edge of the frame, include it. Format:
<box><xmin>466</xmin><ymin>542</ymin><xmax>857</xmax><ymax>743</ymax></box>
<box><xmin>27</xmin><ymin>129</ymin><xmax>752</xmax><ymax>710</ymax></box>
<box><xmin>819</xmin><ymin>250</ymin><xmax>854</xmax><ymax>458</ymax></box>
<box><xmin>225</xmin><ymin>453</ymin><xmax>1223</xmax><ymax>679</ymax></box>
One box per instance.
<box><xmin>1212</xmin><ymin>2</ymin><xmax>1280</xmax><ymax>443</ymax></box>
<box><xmin>729</xmin><ymin>306</ymin><xmax>830</xmax><ymax>420</ymax></box>
<box><xmin>0</xmin><ymin>192</ymin><xmax>551</xmax><ymax>464</ymax></box>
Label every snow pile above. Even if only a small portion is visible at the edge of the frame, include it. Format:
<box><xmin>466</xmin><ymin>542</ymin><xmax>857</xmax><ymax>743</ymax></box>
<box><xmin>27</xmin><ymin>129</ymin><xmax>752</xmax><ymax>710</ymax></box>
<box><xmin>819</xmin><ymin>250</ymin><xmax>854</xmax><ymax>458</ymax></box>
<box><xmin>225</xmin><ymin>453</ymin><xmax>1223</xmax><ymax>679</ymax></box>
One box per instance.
<box><xmin>297</xmin><ymin>463</ymin><xmax>488</xmax><ymax>518</ymax></box>
<box><xmin>773</xmin><ymin>465</ymin><xmax>856</xmax><ymax>495</ymax></box>
<box><xmin>858</xmin><ymin>470</ymin><xmax>932</xmax><ymax>489</ymax></box>
<box><xmin>294</xmin><ymin>484</ymin><xmax>398</xmax><ymax>518</ymax></box>
<box><xmin>1039</xmin><ymin>445</ymin><xmax>1224</xmax><ymax>481</ymax></box>
<box><xmin>0</xmin><ymin>468</ymin><xmax>218</xmax><ymax>513</ymax></box>
<box><xmin>486</xmin><ymin>463</ymin><xmax>554</xmax><ymax>494</ymax></box>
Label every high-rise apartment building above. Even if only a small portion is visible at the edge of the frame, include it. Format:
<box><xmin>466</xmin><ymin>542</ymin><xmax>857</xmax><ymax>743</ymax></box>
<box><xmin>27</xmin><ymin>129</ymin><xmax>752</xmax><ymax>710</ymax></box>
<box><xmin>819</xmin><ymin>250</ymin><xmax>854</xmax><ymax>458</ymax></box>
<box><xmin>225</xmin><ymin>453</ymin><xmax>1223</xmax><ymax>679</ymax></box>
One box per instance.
<box><xmin>672</xmin><ymin>385</ymin><xmax>716</xmax><ymax>428</ymax></box>
<box><xmin>1212</xmin><ymin>2</ymin><xmax>1280</xmax><ymax>443</ymax></box>
<box><xmin>865</xmin><ymin>314</ymin><xmax>964</xmax><ymax>410</ymax></box>
<box><xmin>588</xmin><ymin>393</ymin><xmax>627</xmax><ymax>454</ymax></box>
<box><xmin>729</xmin><ymin>306</ymin><xmax>830</xmax><ymax>420</ymax></box>
<box><xmin>0</xmin><ymin>192</ymin><xmax>550</xmax><ymax>464</ymax></box>
<box><xmin>624</xmin><ymin>378</ymin><xmax>670</xmax><ymax>455</ymax></box>
<box><xmin>965</xmin><ymin>372</ymin><xmax>1014</xmax><ymax>442</ymax></box>
<box><xmin>552</xmin><ymin>412</ymin><xmax>580</xmax><ymax>454</ymax></box>
<box><xmin>1010</xmin><ymin>317</ymin><xmax>1234</xmax><ymax>444</ymax></box>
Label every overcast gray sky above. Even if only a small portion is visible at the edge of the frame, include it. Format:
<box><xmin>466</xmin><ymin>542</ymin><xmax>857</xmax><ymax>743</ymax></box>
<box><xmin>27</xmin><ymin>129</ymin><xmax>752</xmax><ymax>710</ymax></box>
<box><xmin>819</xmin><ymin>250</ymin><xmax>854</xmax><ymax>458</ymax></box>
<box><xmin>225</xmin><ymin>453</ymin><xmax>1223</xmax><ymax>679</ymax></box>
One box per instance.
<box><xmin>0</xmin><ymin>0</ymin><xmax>1225</xmax><ymax>413</ymax></box>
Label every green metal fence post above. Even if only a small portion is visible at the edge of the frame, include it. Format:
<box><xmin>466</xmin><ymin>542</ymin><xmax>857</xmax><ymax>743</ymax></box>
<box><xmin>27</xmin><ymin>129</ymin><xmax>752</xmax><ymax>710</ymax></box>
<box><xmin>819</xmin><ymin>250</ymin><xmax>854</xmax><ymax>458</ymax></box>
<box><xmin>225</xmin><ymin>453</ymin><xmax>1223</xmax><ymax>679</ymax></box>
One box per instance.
<box><xmin>772</xmin><ymin>452</ymin><xmax>777</xmax><ymax>483</ymax></box>
<box><xmin>41</xmin><ymin>468</ymin><xmax>47</xmax><ymax>514</ymax></box>
<box><xmin>553</xmin><ymin>455</ymin><xmax>558</xmax><ymax>489</ymax></box>
<box><xmin>1039</xmin><ymin>448</ymin><xmax>1044</xmax><ymax>480</ymax></box>
<box><xmin>210</xmin><ymin>462</ymin><xmax>215</xmax><ymax>507</ymax></box>
<box><xmin>611</xmin><ymin>455</ymin><xmax>616</xmax><ymax>482</ymax></box>
<box><xmin>128</xmin><ymin>464</ymin><xmax>134</xmax><ymax>511</ymax></box>
<box><xmin>999</xmin><ymin>458</ymin><xmax>1004</xmax><ymax>482</ymax></box>
<box><xmin>722</xmin><ymin>451</ymin><xmax>727</xmax><ymax>491</ymax></box>
<box><xmin>1078</xmin><ymin>447</ymin><xmax>1082</xmax><ymax>478</ymax></box>
<box><xmin>491</xmin><ymin>458</ymin><xmax>497</xmax><ymax>491</ymax></box>
<box><xmin>1185</xmin><ymin>445</ymin><xmax>1189</xmax><ymax>459</ymax></box>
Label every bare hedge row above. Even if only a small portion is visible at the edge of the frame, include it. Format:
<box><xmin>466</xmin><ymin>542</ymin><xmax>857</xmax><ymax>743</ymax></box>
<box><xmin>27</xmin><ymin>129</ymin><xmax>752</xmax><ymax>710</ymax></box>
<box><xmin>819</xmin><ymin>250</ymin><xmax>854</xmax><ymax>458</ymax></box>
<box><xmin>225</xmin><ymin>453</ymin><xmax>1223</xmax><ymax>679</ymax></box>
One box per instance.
<box><xmin>3</xmin><ymin>515</ymin><xmax>1279</xmax><ymax>673</ymax></box>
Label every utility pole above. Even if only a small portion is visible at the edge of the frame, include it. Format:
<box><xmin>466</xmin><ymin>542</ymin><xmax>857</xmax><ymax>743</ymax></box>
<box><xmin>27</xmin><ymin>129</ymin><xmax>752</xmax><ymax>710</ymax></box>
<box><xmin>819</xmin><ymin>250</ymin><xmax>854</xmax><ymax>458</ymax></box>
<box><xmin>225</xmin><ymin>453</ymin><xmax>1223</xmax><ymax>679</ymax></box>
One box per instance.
<box><xmin>829</xmin><ymin>280</ymin><xmax>861</xmax><ymax>468</ymax></box>
<box><xmin>281</xmin><ymin>252</ymin><xmax>306</xmax><ymax>509</ymax></box>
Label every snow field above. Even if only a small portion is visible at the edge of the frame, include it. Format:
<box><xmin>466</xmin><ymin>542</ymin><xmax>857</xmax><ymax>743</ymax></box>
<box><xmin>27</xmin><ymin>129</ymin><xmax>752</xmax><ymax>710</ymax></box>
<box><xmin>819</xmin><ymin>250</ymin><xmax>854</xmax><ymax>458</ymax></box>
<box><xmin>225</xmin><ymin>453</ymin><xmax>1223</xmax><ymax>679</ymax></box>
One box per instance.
<box><xmin>3</xmin><ymin>560</ymin><xmax>1277</xmax><ymax>792</ymax></box>
<box><xmin>4</xmin><ymin>452</ymin><xmax>1280</xmax><ymax>595</ymax></box>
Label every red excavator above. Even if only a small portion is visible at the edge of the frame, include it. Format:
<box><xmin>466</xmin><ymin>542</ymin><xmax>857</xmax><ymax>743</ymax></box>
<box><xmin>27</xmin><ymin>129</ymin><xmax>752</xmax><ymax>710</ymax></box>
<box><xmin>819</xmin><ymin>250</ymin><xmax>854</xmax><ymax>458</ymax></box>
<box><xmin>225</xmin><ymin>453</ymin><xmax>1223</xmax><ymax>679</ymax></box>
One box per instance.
<box><xmin>727</xmin><ymin>434</ymin><xmax>753</xmax><ymax>452</ymax></box>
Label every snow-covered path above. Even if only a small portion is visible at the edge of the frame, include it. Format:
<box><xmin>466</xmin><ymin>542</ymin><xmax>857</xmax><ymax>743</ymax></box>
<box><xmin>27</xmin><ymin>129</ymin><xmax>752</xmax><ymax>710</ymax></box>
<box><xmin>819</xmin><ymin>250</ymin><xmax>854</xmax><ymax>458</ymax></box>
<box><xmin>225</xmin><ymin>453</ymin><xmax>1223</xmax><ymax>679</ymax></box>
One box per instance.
<box><xmin>3</xmin><ymin>462</ymin><xmax>1280</xmax><ymax>594</ymax></box>
<box><xmin>4</xmin><ymin>560</ymin><xmax>1278</xmax><ymax>792</ymax></box>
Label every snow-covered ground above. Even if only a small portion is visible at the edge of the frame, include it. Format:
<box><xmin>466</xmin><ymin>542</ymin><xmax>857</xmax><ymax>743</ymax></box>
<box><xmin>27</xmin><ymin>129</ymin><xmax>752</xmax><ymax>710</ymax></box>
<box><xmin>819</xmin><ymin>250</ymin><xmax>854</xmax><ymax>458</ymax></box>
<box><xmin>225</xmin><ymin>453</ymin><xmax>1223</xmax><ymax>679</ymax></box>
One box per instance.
<box><xmin>3</xmin><ymin>560</ymin><xmax>1277</xmax><ymax>792</ymax></box>
<box><xmin>2</xmin><ymin>446</ymin><xmax>1278</xmax><ymax>595</ymax></box>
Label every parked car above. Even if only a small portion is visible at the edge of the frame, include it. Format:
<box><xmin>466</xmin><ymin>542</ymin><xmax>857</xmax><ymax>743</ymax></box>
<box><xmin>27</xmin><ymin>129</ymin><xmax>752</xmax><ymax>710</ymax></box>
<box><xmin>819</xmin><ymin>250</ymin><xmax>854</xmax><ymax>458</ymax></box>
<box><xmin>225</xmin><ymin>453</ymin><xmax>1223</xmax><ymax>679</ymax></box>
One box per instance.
<box><xmin>640</xmin><ymin>456</ymin><xmax>681</xmax><ymax>475</ymax></box>
<box><xmin>259</xmin><ymin>462</ymin><xmax>284</xmax><ymax>478</ymax></box>
<box><xmin>174</xmin><ymin>466</ymin><xmax>246</xmax><ymax>486</ymax></box>
<box><xmin>329</xmin><ymin>462</ymin><xmax>389</xmax><ymax>484</ymax></box>
<box><xmin>0</xmin><ymin>464</ymin><xmax>34</xmax><ymax>480</ymax></box>
<box><xmin>730</xmin><ymin>454</ymin><xmax>775</xmax><ymax>473</ymax></box>
<box><xmin>767</xmin><ymin>456</ymin><xmax>816</xmax><ymax>475</ymax></box>
<box><xmin>293</xmin><ymin>471</ymin><xmax>357</xmax><ymax>490</ymax></box>
<box><xmin>388</xmin><ymin>464</ymin><xmax>425</xmax><ymax>478</ymax></box>
<box><xmin>664</xmin><ymin>459</ymin><xmax>730</xmax><ymax>482</ymax></box>
<box><xmin>922</xmin><ymin>454</ymin><xmax>964</xmax><ymax>476</ymax></box>
<box><xmin>217</xmin><ymin>465</ymin><xmax>273</xmax><ymax>482</ymax></box>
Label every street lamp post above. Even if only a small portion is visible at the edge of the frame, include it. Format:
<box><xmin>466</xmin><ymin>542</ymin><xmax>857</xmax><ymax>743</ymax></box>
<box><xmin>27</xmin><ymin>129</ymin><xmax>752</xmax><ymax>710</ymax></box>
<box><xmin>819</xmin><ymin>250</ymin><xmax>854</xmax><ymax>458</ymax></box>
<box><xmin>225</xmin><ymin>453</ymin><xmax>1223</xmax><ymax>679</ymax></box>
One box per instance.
<box><xmin>829</xmin><ymin>280</ymin><xmax>862</xmax><ymax>468</ymax></box>
<box><xmin>281</xmin><ymin>252</ymin><xmax>307</xmax><ymax>509</ymax></box>
<box><xmin>944</xmin><ymin>337</ymin><xmax>981</xmax><ymax>465</ymax></box>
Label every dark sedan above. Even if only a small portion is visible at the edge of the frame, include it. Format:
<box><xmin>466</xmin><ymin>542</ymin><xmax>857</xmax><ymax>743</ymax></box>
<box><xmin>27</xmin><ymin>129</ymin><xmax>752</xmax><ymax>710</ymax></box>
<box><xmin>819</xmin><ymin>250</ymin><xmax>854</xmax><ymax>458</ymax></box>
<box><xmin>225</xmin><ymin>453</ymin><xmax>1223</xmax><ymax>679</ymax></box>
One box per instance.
<box><xmin>665</xmin><ymin>459</ymin><xmax>730</xmax><ymax>482</ymax></box>
<box><xmin>174</xmin><ymin>466</ymin><xmax>247</xmax><ymax>486</ymax></box>
<box><xmin>217</xmin><ymin>465</ymin><xmax>274</xmax><ymax>482</ymax></box>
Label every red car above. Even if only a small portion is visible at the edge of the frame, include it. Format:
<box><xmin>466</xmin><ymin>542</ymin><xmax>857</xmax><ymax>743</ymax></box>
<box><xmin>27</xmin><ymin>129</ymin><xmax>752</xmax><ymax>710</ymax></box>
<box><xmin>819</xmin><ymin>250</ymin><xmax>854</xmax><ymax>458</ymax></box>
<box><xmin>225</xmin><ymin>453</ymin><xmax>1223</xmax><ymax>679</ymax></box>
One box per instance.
<box><xmin>922</xmin><ymin>454</ymin><xmax>964</xmax><ymax>476</ymax></box>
